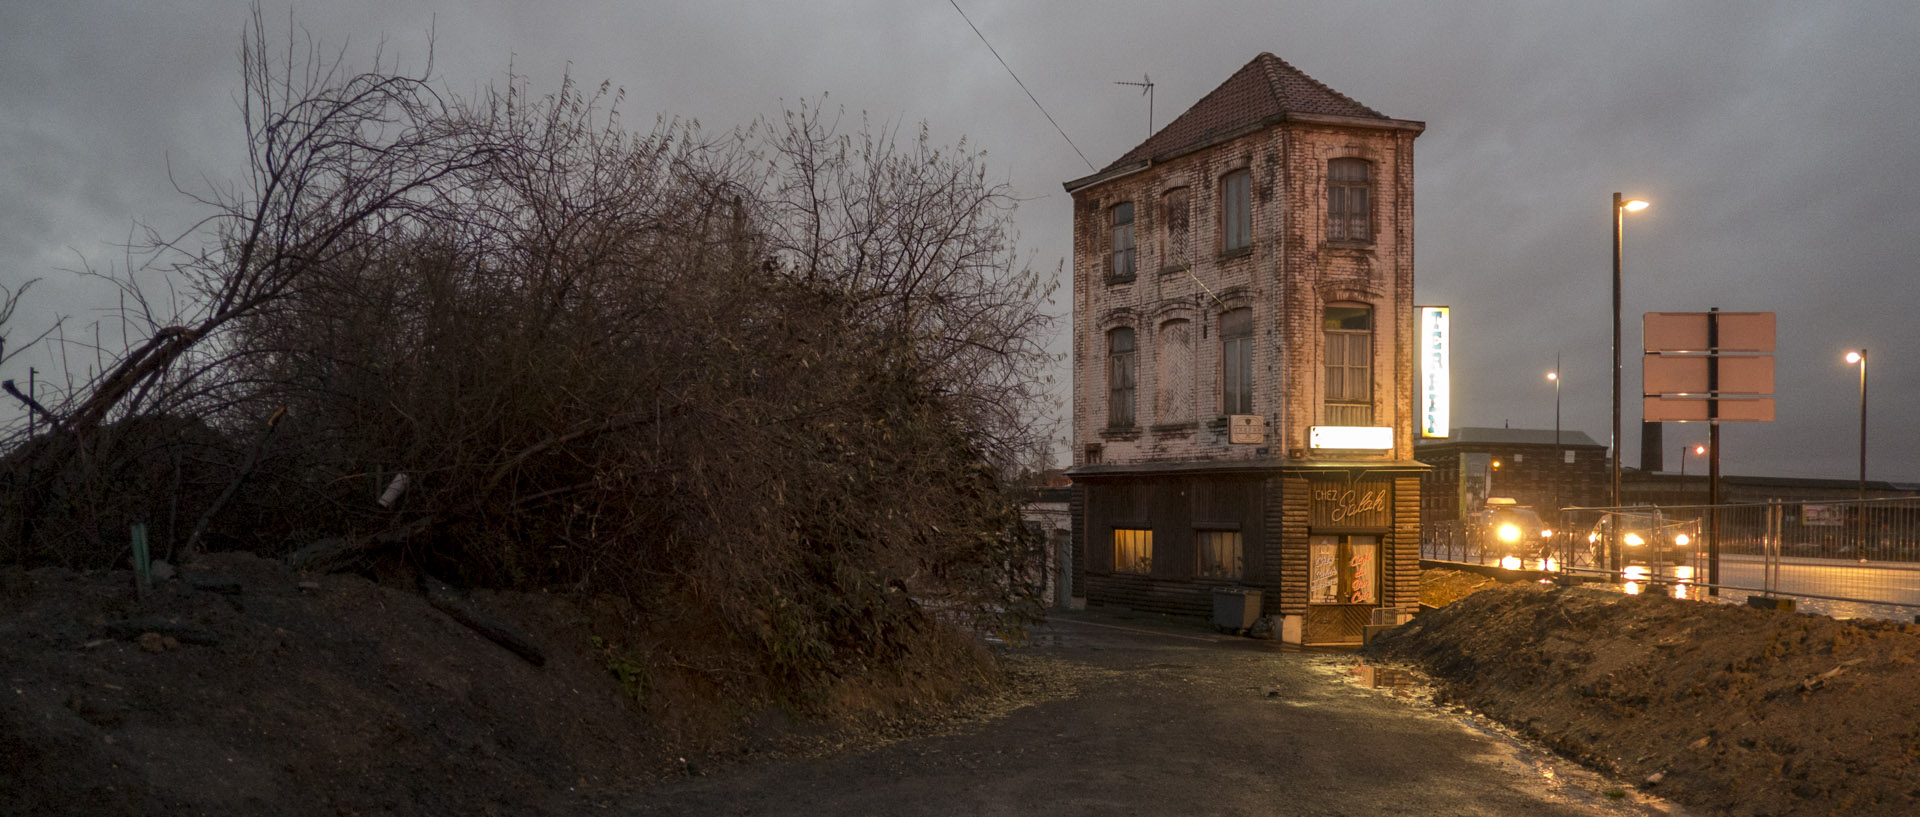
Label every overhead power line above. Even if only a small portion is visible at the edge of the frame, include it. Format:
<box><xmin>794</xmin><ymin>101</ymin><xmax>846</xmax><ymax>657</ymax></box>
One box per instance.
<box><xmin>947</xmin><ymin>0</ymin><xmax>1095</xmax><ymax>172</ymax></box>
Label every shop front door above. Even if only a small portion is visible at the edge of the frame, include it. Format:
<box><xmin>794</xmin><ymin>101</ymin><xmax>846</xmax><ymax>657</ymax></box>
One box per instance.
<box><xmin>1305</xmin><ymin>534</ymin><xmax>1379</xmax><ymax>645</ymax></box>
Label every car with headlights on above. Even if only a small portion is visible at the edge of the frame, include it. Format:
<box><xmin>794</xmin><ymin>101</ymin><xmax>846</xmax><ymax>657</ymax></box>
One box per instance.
<box><xmin>1466</xmin><ymin>498</ymin><xmax>1557</xmax><ymax>571</ymax></box>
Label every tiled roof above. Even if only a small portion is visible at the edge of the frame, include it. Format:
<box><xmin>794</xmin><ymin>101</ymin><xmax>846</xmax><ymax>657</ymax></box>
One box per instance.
<box><xmin>1101</xmin><ymin>53</ymin><xmax>1388</xmax><ymax>172</ymax></box>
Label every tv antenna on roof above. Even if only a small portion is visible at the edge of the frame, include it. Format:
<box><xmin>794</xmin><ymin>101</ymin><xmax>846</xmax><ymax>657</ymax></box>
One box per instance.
<box><xmin>1115</xmin><ymin>74</ymin><xmax>1154</xmax><ymax>136</ymax></box>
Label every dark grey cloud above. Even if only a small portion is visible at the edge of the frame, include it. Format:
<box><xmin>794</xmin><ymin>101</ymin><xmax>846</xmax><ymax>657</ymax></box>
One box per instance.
<box><xmin>3</xmin><ymin>1</ymin><xmax>1916</xmax><ymax>482</ymax></box>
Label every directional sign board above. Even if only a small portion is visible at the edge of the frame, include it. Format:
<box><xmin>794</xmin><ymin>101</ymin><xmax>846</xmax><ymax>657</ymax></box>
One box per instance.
<box><xmin>1644</xmin><ymin>396</ymin><xmax>1775</xmax><ymax>423</ymax></box>
<box><xmin>1644</xmin><ymin>312</ymin><xmax>1775</xmax><ymax>353</ymax></box>
<box><xmin>1642</xmin><ymin>310</ymin><xmax>1776</xmax><ymax>424</ymax></box>
<box><xmin>1643</xmin><ymin>354</ymin><xmax>1775</xmax><ymax>395</ymax></box>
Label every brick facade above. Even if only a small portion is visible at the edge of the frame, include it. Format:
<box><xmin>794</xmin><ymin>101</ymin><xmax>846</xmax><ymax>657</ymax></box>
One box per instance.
<box><xmin>1064</xmin><ymin>53</ymin><xmax>1426</xmax><ymax>645</ymax></box>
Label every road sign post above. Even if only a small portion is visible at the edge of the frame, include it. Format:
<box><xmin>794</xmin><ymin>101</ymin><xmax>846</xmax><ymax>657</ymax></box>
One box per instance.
<box><xmin>1643</xmin><ymin>309</ymin><xmax>1776</xmax><ymax>596</ymax></box>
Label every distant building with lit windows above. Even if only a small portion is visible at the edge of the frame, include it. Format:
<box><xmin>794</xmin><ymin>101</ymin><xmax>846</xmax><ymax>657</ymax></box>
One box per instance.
<box><xmin>1064</xmin><ymin>53</ymin><xmax>1424</xmax><ymax>645</ymax></box>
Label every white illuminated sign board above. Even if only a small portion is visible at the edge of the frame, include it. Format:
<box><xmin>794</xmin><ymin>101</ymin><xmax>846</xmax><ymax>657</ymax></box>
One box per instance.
<box><xmin>1418</xmin><ymin>306</ymin><xmax>1450</xmax><ymax>438</ymax></box>
<box><xmin>1310</xmin><ymin>426</ymin><xmax>1394</xmax><ymax>450</ymax></box>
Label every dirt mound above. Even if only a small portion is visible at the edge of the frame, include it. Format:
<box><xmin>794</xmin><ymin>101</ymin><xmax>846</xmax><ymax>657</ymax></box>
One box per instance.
<box><xmin>1418</xmin><ymin>567</ymin><xmax>1500</xmax><ymax>608</ymax></box>
<box><xmin>1365</xmin><ymin>583</ymin><xmax>1920</xmax><ymax>816</ymax></box>
<box><xmin>0</xmin><ymin>552</ymin><xmax>1012</xmax><ymax>816</ymax></box>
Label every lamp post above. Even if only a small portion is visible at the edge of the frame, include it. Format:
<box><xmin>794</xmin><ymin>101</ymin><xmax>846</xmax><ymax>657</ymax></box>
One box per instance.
<box><xmin>1846</xmin><ymin>350</ymin><xmax>1868</xmax><ymax>500</ymax></box>
<box><xmin>1611</xmin><ymin>193</ymin><xmax>1649</xmax><ymax>573</ymax></box>
<box><xmin>1548</xmin><ymin>361</ymin><xmax>1561</xmax><ymax>511</ymax></box>
<box><xmin>1679</xmin><ymin>443</ymin><xmax>1704</xmax><ymax>477</ymax></box>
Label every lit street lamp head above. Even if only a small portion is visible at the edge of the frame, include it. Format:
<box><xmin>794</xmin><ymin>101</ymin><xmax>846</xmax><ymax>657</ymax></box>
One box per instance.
<box><xmin>1621</xmin><ymin>199</ymin><xmax>1650</xmax><ymax>212</ymax></box>
<box><xmin>1846</xmin><ymin>350</ymin><xmax>1864</xmax><ymax>365</ymax></box>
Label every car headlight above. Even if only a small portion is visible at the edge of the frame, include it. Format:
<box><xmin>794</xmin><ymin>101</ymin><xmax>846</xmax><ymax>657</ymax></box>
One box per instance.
<box><xmin>1540</xmin><ymin>529</ymin><xmax>1554</xmax><ymax>538</ymax></box>
<box><xmin>1500</xmin><ymin>555</ymin><xmax>1522</xmax><ymax>570</ymax></box>
<box><xmin>1624</xmin><ymin>532</ymin><xmax>1645</xmax><ymax>547</ymax></box>
<box><xmin>1498</xmin><ymin>523</ymin><xmax>1522</xmax><ymax>543</ymax></box>
<box><xmin>1673</xmin><ymin>533</ymin><xmax>1691</xmax><ymax>547</ymax></box>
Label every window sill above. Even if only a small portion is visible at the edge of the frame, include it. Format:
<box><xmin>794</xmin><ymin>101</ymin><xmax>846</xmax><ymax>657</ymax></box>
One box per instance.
<box><xmin>1150</xmin><ymin>422</ymin><xmax>1198</xmax><ymax>434</ymax></box>
<box><xmin>1100</xmin><ymin>426</ymin><xmax>1142</xmax><ymax>441</ymax></box>
<box><xmin>1105</xmin><ymin>274</ymin><xmax>1137</xmax><ymax>286</ymax></box>
<box><xmin>1217</xmin><ymin>246</ymin><xmax>1253</xmax><ymax>261</ymax></box>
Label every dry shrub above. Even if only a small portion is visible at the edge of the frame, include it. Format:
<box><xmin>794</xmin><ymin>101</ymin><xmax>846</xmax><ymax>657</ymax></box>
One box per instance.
<box><xmin>1</xmin><ymin>16</ymin><xmax>1055</xmax><ymax>707</ymax></box>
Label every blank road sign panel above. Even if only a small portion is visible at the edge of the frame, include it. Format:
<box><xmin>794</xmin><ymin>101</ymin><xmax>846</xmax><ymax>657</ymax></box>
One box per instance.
<box><xmin>1643</xmin><ymin>396</ymin><xmax>1776</xmax><ymax>422</ymax></box>
<box><xmin>1644</xmin><ymin>312</ymin><xmax>1776</xmax><ymax>353</ymax></box>
<box><xmin>1643</xmin><ymin>354</ymin><xmax>1775</xmax><ymax>395</ymax></box>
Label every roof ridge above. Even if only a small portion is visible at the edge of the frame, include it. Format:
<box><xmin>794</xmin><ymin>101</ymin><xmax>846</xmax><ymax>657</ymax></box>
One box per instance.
<box><xmin>1094</xmin><ymin>52</ymin><xmax>1392</xmax><ymax>174</ymax></box>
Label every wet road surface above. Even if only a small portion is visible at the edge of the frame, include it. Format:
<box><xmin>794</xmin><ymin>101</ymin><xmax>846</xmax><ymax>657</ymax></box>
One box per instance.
<box><xmin>625</xmin><ymin>610</ymin><xmax>1678</xmax><ymax>817</ymax></box>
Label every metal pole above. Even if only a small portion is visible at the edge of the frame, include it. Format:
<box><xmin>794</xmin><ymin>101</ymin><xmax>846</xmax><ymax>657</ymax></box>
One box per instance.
<box><xmin>1611</xmin><ymin>193</ymin><xmax>1624</xmax><ymax>574</ymax></box>
<box><xmin>1707</xmin><ymin>309</ymin><xmax>1721</xmax><ymax>596</ymax></box>
<box><xmin>1858</xmin><ymin>349</ymin><xmax>1868</xmax><ymax>501</ymax></box>
<box><xmin>1553</xmin><ymin>353</ymin><xmax>1561</xmax><ymax>512</ymax></box>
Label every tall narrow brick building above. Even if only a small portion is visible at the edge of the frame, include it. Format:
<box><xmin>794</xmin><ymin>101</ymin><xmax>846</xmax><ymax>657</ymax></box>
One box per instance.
<box><xmin>1063</xmin><ymin>53</ymin><xmax>1425</xmax><ymax>645</ymax></box>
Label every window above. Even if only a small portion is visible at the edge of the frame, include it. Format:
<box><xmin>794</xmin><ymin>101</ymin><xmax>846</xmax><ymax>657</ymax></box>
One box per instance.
<box><xmin>1156</xmin><ymin>319</ymin><xmax>1193</xmax><ymax>424</ymax></box>
<box><xmin>1222</xmin><ymin>171</ymin><xmax>1251</xmax><ymax>252</ymax></box>
<box><xmin>1309</xmin><ymin>535</ymin><xmax>1377</xmax><ymax>604</ymax></box>
<box><xmin>1113</xmin><ymin>528</ymin><xmax>1153</xmax><ymax>574</ymax></box>
<box><xmin>1328</xmin><ymin>158</ymin><xmax>1371</xmax><ymax>242</ymax></box>
<box><xmin>1111</xmin><ymin>202</ymin><xmax>1136</xmax><ymax>280</ymax></box>
<box><xmin>1324</xmin><ymin>305</ymin><xmax>1372</xmax><ymax>425</ymax></box>
<box><xmin>1163</xmin><ymin>188</ymin><xmax>1190</xmax><ymax>268</ymax></box>
<box><xmin>1196</xmin><ymin>530</ymin><xmax>1243</xmax><ymax>579</ymax></box>
<box><xmin>1108</xmin><ymin>327</ymin><xmax>1136</xmax><ymax>428</ymax></box>
<box><xmin>1221</xmin><ymin>308</ymin><xmax>1253</xmax><ymax>415</ymax></box>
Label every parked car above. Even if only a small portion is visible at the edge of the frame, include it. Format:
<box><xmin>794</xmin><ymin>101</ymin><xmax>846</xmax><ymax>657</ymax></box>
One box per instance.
<box><xmin>1467</xmin><ymin>498</ymin><xmax>1555</xmax><ymax>570</ymax></box>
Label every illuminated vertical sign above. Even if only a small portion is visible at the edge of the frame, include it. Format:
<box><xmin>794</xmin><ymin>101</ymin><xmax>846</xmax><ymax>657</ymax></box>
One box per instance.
<box><xmin>1418</xmin><ymin>306</ymin><xmax>1450</xmax><ymax>438</ymax></box>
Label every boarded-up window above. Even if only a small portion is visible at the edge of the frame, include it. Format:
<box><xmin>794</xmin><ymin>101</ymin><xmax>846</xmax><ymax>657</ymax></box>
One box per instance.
<box><xmin>1222</xmin><ymin>171</ymin><xmax>1251</xmax><ymax>252</ymax></box>
<box><xmin>1157</xmin><ymin>319</ymin><xmax>1193</xmax><ymax>424</ymax></box>
<box><xmin>1163</xmin><ymin>188</ymin><xmax>1190</xmax><ymax>268</ymax></box>
<box><xmin>1196</xmin><ymin>530</ymin><xmax>1244</xmax><ymax>579</ymax></box>
<box><xmin>1113</xmin><ymin>528</ymin><xmax>1153</xmax><ymax>574</ymax></box>
<box><xmin>1328</xmin><ymin>158</ymin><xmax>1371</xmax><ymax>242</ymax></box>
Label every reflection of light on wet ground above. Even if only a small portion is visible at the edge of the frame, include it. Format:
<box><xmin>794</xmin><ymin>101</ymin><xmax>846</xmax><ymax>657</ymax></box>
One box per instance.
<box><xmin>1623</xmin><ymin>565</ymin><xmax>1648</xmax><ymax>595</ymax></box>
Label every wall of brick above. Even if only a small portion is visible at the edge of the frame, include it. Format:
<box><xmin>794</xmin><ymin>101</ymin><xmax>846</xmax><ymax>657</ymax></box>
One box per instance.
<box><xmin>1070</xmin><ymin>119</ymin><xmax>1419</xmax><ymax>469</ymax></box>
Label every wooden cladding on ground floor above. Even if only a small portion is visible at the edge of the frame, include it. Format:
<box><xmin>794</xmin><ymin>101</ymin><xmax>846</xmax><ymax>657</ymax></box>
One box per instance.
<box><xmin>1076</xmin><ymin>469</ymin><xmax>1421</xmax><ymax>618</ymax></box>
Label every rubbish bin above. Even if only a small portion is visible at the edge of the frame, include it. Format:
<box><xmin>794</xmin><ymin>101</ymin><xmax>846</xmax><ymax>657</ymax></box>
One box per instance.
<box><xmin>1212</xmin><ymin>587</ymin><xmax>1262</xmax><ymax>632</ymax></box>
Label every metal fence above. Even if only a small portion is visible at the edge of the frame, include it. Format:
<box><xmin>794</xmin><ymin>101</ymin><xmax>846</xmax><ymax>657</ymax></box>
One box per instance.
<box><xmin>1423</xmin><ymin>497</ymin><xmax>1920</xmax><ymax>621</ymax></box>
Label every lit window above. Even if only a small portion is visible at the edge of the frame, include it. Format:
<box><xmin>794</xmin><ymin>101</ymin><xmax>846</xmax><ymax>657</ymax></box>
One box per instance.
<box><xmin>1222</xmin><ymin>171</ymin><xmax>1251</xmax><ymax>252</ymax></box>
<box><xmin>1108</xmin><ymin>327</ymin><xmax>1136</xmax><ymax>428</ymax></box>
<box><xmin>1324</xmin><ymin>305</ymin><xmax>1372</xmax><ymax>425</ymax></box>
<box><xmin>1221</xmin><ymin>308</ymin><xmax>1253</xmax><ymax>415</ymax></box>
<box><xmin>1114</xmin><ymin>528</ymin><xmax>1153</xmax><ymax>574</ymax></box>
<box><xmin>1111</xmin><ymin>202</ymin><xmax>1136</xmax><ymax>280</ymax></box>
<box><xmin>1197</xmin><ymin>530</ymin><xmax>1243</xmax><ymax>579</ymax></box>
<box><xmin>1309</xmin><ymin>535</ymin><xmax>1378</xmax><ymax>604</ymax></box>
<box><xmin>1328</xmin><ymin>159</ymin><xmax>1371</xmax><ymax>242</ymax></box>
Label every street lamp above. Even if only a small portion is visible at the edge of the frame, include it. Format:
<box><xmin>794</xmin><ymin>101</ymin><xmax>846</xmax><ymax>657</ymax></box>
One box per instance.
<box><xmin>1547</xmin><ymin>361</ymin><xmax>1561</xmax><ymax>510</ymax></box>
<box><xmin>1846</xmin><ymin>350</ymin><xmax>1868</xmax><ymax>501</ymax></box>
<box><xmin>1679</xmin><ymin>443</ymin><xmax>1704</xmax><ymax>477</ymax></box>
<box><xmin>1611</xmin><ymin>193</ymin><xmax>1649</xmax><ymax>573</ymax></box>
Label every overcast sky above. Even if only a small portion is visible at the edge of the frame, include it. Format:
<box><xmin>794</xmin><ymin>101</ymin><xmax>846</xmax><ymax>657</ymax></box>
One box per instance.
<box><xmin>3</xmin><ymin>1</ymin><xmax>1917</xmax><ymax>483</ymax></box>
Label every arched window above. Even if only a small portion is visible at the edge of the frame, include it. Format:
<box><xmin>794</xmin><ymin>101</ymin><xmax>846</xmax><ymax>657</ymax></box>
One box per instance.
<box><xmin>1157</xmin><ymin>319</ymin><xmax>1193</xmax><ymax>424</ymax></box>
<box><xmin>1323</xmin><ymin>305</ymin><xmax>1372</xmax><ymax>425</ymax></box>
<box><xmin>1328</xmin><ymin>158</ymin><xmax>1371</xmax><ymax>242</ymax></box>
<box><xmin>1220</xmin><ymin>308</ymin><xmax>1253</xmax><ymax>415</ymax></box>
<box><xmin>1108</xmin><ymin>327</ymin><xmax>1137</xmax><ymax>427</ymax></box>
